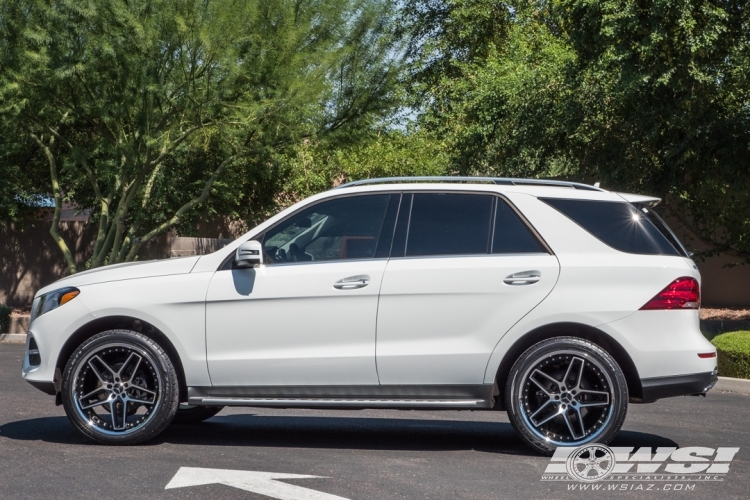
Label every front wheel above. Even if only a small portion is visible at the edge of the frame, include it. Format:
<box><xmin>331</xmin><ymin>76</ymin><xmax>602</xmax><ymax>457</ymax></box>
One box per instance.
<box><xmin>61</xmin><ymin>330</ymin><xmax>179</xmax><ymax>445</ymax></box>
<box><xmin>505</xmin><ymin>337</ymin><xmax>628</xmax><ymax>455</ymax></box>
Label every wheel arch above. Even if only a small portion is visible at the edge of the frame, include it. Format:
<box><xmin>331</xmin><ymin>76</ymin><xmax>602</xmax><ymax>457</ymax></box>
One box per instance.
<box><xmin>491</xmin><ymin>322</ymin><xmax>642</xmax><ymax>410</ymax></box>
<box><xmin>55</xmin><ymin>316</ymin><xmax>188</xmax><ymax>404</ymax></box>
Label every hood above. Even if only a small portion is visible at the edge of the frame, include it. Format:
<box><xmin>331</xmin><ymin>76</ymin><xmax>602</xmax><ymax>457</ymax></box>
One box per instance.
<box><xmin>35</xmin><ymin>256</ymin><xmax>201</xmax><ymax>297</ymax></box>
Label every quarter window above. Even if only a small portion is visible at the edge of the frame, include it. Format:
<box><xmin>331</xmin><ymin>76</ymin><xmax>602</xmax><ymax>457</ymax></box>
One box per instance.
<box><xmin>262</xmin><ymin>194</ymin><xmax>391</xmax><ymax>263</ymax></box>
<box><xmin>541</xmin><ymin>198</ymin><xmax>681</xmax><ymax>256</ymax></box>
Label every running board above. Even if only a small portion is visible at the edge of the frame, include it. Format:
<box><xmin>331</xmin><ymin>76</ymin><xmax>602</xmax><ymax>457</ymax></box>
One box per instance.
<box><xmin>188</xmin><ymin>397</ymin><xmax>487</xmax><ymax>409</ymax></box>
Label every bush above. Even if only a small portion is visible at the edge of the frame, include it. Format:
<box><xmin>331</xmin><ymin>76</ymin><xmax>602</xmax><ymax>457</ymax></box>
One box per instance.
<box><xmin>711</xmin><ymin>331</ymin><xmax>750</xmax><ymax>380</ymax></box>
<box><xmin>0</xmin><ymin>304</ymin><xmax>11</xmax><ymax>334</ymax></box>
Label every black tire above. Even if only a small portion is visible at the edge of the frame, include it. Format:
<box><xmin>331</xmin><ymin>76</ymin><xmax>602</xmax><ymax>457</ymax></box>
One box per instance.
<box><xmin>61</xmin><ymin>330</ymin><xmax>179</xmax><ymax>445</ymax></box>
<box><xmin>172</xmin><ymin>405</ymin><xmax>223</xmax><ymax>425</ymax></box>
<box><xmin>505</xmin><ymin>337</ymin><xmax>628</xmax><ymax>455</ymax></box>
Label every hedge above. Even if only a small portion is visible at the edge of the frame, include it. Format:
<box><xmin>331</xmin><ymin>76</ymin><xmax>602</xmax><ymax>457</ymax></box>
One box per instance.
<box><xmin>711</xmin><ymin>331</ymin><xmax>750</xmax><ymax>380</ymax></box>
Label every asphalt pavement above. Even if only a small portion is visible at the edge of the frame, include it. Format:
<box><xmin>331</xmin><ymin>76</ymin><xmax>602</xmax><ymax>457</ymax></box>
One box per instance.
<box><xmin>1</xmin><ymin>342</ymin><xmax>748</xmax><ymax>499</ymax></box>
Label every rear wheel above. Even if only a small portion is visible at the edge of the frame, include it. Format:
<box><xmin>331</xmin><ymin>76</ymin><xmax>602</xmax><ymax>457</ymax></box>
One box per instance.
<box><xmin>172</xmin><ymin>404</ymin><xmax>223</xmax><ymax>425</ymax></box>
<box><xmin>61</xmin><ymin>330</ymin><xmax>179</xmax><ymax>445</ymax></box>
<box><xmin>506</xmin><ymin>337</ymin><xmax>628</xmax><ymax>455</ymax></box>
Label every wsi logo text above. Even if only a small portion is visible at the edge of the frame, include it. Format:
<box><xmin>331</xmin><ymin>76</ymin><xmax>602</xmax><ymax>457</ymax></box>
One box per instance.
<box><xmin>542</xmin><ymin>444</ymin><xmax>739</xmax><ymax>483</ymax></box>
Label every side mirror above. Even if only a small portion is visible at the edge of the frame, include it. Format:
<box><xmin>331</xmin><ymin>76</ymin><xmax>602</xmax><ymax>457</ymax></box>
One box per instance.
<box><xmin>235</xmin><ymin>240</ymin><xmax>263</xmax><ymax>268</ymax></box>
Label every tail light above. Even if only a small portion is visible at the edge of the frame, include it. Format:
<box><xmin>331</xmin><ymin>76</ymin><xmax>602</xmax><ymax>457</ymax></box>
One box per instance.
<box><xmin>640</xmin><ymin>277</ymin><xmax>700</xmax><ymax>310</ymax></box>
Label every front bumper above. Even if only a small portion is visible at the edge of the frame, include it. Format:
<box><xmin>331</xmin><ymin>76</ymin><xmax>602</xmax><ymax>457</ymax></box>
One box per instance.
<box><xmin>639</xmin><ymin>369</ymin><xmax>719</xmax><ymax>402</ymax></box>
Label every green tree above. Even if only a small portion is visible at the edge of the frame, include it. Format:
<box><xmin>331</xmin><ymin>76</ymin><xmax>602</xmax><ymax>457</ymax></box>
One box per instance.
<box><xmin>402</xmin><ymin>0</ymin><xmax>750</xmax><ymax>263</ymax></box>
<box><xmin>283</xmin><ymin>128</ymin><xmax>451</xmax><ymax>199</ymax></box>
<box><xmin>0</xmin><ymin>0</ymin><xmax>402</xmax><ymax>272</ymax></box>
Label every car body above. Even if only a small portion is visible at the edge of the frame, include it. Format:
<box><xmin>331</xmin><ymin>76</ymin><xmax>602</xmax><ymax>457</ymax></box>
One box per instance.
<box><xmin>22</xmin><ymin>177</ymin><xmax>718</xmax><ymax>453</ymax></box>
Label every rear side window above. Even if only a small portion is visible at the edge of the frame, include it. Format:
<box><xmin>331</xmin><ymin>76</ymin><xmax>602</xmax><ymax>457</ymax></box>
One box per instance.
<box><xmin>541</xmin><ymin>198</ymin><xmax>681</xmax><ymax>256</ymax></box>
<box><xmin>406</xmin><ymin>193</ymin><xmax>493</xmax><ymax>256</ymax></box>
<box><xmin>493</xmin><ymin>200</ymin><xmax>547</xmax><ymax>254</ymax></box>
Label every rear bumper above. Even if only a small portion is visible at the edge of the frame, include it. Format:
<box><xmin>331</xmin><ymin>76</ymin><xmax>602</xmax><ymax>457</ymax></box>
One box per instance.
<box><xmin>640</xmin><ymin>369</ymin><xmax>719</xmax><ymax>402</ymax></box>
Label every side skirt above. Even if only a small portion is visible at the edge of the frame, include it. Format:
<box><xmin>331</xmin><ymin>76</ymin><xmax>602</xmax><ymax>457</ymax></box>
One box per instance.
<box><xmin>187</xmin><ymin>384</ymin><xmax>496</xmax><ymax>410</ymax></box>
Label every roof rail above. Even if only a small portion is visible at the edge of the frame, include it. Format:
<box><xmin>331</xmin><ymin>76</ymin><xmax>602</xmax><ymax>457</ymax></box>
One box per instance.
<box><xmin>334</xmin><ymin>176</ymin><xmax>604</xmax><ymax>192</ymax></box>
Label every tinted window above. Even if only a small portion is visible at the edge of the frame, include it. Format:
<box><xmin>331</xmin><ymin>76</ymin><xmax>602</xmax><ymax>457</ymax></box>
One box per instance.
<box><xmin>493</xmin><ymin>200</ymin><xmax>547</xmax><ymax>253</ymax></box>
<box><xmin>406</xmin><ymin>193</ymin><xmax>493</xmax><ymax>256</ymax></box>
<box><xmin>541</xmin><ymin>198</ymin><xmax>680</xmax><ymax>256</ymax></box>
<box><xmin>637</xmin><ymin>205</ymin><xmax>690</xmax><ymax>258</ymax></box>
<box><xmin>263</xmin><ymin>194</ymin><xmax>391</xmax><ymax>263</ymax></box>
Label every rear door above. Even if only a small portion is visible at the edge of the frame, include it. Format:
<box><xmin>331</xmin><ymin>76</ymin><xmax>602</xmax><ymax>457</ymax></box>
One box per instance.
<box><xmin>375</xmin><ymin>192</ymin><xmax>560</xmax><ymax>385</ymax></box>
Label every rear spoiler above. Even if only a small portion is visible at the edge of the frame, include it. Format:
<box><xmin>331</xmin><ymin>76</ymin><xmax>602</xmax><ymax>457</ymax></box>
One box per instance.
<box><xmin>615</xmin><ymin>192</ymin><xmax>661</xmax><ymax>207</ymax></box>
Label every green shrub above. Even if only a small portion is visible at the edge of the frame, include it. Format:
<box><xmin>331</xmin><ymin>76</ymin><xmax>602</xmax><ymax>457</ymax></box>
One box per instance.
<box><xmin>0</xmin><ymin>304</ymin><xmax>11</xmax><ymax>334</ymax></box>
<box><xmin>711</xmin><ymin>331</ymin><xmax>750</xmax><ymax>380</ymax></box>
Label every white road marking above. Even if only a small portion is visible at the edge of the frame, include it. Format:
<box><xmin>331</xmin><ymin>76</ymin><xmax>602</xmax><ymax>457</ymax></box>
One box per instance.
<box><xmin>165</xmin><ymin>467</ymin><xmax>350</xmax><ymax>500</ymax></box>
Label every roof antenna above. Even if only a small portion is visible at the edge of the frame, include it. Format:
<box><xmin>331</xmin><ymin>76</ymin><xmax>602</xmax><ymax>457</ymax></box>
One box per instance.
<box><xmin>594</xmin><ymin>182</ymin><xmax>600</xmax><ymax>188</ymax></box>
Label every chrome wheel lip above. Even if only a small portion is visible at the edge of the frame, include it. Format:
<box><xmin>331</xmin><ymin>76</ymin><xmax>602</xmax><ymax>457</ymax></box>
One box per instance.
<box><xmin>515</xmin><ymin>349</ymin><xmax>615</xmax><ymax>447</ymax></box>
<box><xmin>71</xmin><ymin>342</ymin><xmax>163</xmax><ymax>437</ymax></box>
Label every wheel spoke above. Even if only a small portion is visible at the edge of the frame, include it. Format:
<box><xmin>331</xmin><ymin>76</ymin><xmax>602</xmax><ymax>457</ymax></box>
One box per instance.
<box><xmin>78</xmin><ymin>385</ymin><xmax>109</xmax><ymax>410</ymax></box>
<box><xmin>529</xmin><ymin>399</ymin><xmax>555</xmax><ymax>421</ymax></box>
<box><xmin>109</xmin><ymin>399</ymin><xmax>121</xmax><ymax>430</ymax></box>
<box><xmin>529</xmin><ymin>370</ymin><xmax>561</xmax><ymax>395</ymax></box>
<box><xmin>532</xmin><ymin>405</ymin><xmax>562</xmax><ymax>427</ymax></box>
<box><xmin>130</xmin><ymin>385</ymin><xmax>156</xmax><ymax>397</ymax></box>
<box><xmin>79</xmin><ymin>386</ymin><xmax>107</xmax><ymax>401</ymax></box>
<box><xmin>572</xmin><ymin>406</ymin><xmax>586</xmax><ymax>438</ymax></box>
<box><xmin>88</xmin><ymin>356</ymin><xmax>116</xmax><ymax>383</ymax></box>
<box><xmin>563</xmin><ymin>357</ymin><xmax>585</xmax><ymax>390</ymax></box>
<box><xmin>562</xmin><ymin>409</ymin><xmax>579</xmax><ymax>440</ymax></box>
<box><xmin>80</xmin><ymin>394</ymin><xmax>112</xmax><ymax>410</ymax></box>
<box><xmin>127</xmin><ymin>396</ymin><xmax>154</xmax><ymax>406</ymax></box>
<box><xmin>121</xmin><ymin>400</ymin><xmax>128</xmax><ymax>430</ymax></box>
<box><xmin>576</xmin><ymin>389</ymin><xmax>610</xmax><ymax>407</ymax></box>
<box><xmin>578</xmin><ymin>401</ymin><xmax>609</xmax><ymax>408</ymax></box>
<box><xmin>118</xmin><ymin>352</ymin><xmax>142</xmax><ymax>381</ymax></box>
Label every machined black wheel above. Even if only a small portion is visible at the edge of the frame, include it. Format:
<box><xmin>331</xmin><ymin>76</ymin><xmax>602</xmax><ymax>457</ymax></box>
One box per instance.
<box><xmin>62</xmin><ymin>330</ymin><xmax>179</xmax><ymax>444</ymax></box>
<box><xmin>172</xmin><ymin>404</ymin><xmax>224</xmax><ymax>425</ymax></box>
<box><xmin>506</xmin><ymin>337</ymin><xmax>628</xmax><ymax>455</ymax></box>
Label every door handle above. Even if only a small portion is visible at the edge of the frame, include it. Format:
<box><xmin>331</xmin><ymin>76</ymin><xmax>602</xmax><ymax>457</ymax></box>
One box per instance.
<box><xmin>503</xmin><ymin>270</ymin><xmax>541</xmax><ymax>286</ymax></box>
<box><xmin>333</xmin><ymin>275</ymin><xmax>370</xmax><ymax>290</ymax></box>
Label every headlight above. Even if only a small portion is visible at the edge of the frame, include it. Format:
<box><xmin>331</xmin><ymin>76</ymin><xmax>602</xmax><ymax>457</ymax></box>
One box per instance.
<box><xmin>30</xmin><ymin>287</ymin><xmax>80</xmax><ymax>325</ymax></box>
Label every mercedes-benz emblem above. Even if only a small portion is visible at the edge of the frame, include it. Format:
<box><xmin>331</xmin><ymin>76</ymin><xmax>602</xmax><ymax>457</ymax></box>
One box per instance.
<box><xmin>566</xmin><ymin>444</ymin><xmax>616</xmax><ymax>482</ymax></box>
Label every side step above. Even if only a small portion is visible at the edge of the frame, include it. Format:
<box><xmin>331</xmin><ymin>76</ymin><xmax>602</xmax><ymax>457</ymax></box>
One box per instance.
<box><xmin>188</xmin><ymin>397</ymin><xmax>487</xmax><ymax>409</ymax></box>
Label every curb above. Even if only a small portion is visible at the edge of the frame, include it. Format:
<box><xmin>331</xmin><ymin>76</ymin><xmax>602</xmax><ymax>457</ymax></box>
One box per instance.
<box><xmin>714</xmin><ymin>376</ymin><xmax>750</xmax><ymax>396</ymax></box>
<box><xmin>0</xmin><ymin>333</ymin><xmax>27</xmax><ymax>343</ymax></box>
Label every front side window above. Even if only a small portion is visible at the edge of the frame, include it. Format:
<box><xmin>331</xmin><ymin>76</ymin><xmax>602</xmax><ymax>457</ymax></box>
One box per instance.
<box><xmin>405</xmin><ymin>193</ymin><xmax>493</xmax><ymax>256</ymax></box>
<box><xmin>262</xmin><ymin>194</ymin><xmax>391</xmax><ymax>263</ymax></box>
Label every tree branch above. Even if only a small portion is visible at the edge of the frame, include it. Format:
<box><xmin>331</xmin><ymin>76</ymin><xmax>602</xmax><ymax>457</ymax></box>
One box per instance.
<box><xmin>29</xmin><ymin>132</ymin><xmax>78</xmax><ymax>274</ymax></box>
<box><xmin>125</xmin><ymin>152</ymin><xmax>243</xmax><ymax>261</ymax></box>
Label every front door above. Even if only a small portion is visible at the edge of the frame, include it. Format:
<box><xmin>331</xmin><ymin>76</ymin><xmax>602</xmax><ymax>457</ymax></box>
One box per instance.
<box><xmin>206</xmin><ymin>193</ymin><xmax>398</xmax><ymax>386</ymax></box>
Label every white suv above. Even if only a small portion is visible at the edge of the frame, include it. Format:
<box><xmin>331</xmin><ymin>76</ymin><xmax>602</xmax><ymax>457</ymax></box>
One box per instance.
<box><xmin>22</xmin><ymin>177</ymin><xmax>718</xmax><ymax>454</ymax></box>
